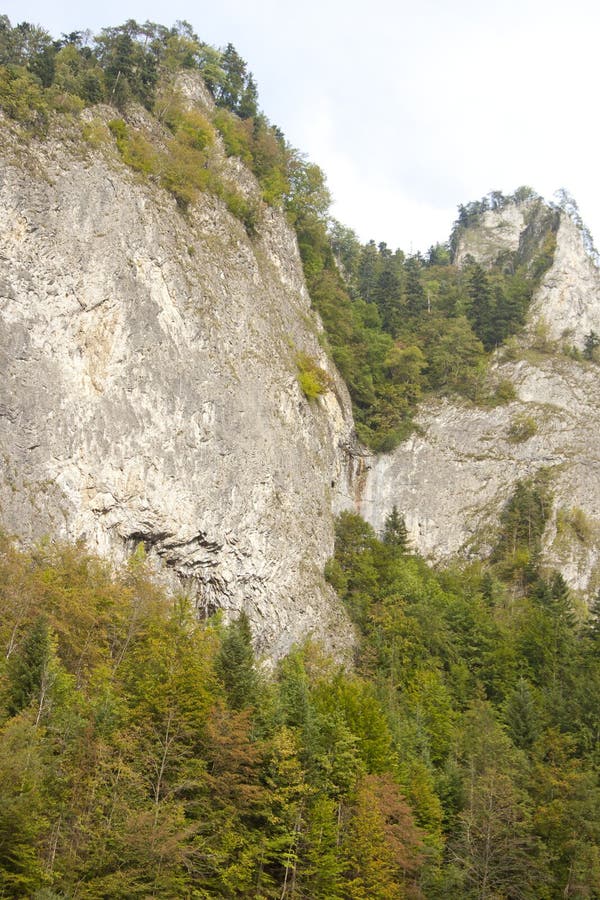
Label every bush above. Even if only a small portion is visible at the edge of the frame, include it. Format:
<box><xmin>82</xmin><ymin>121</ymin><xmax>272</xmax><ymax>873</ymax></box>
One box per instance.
<box><xmin>296</xmin><ymin>351</ymin><xmax>330</xmax><ymax>400</ymax></box>
<box><xmin>82</xmin><ymin>118</ymin><xmax>108</xmax><ymax>147</ymax></box>
<box><xmin>166</xmin><ymin>106</ymin><xmax>214</xmax><ymax>151</ymax></box>
<box><xmin>108</xmin><ymin>119</ymin><xmax>159</xmax><ymax>176</ymax></box>
<box><xmin>107</xmin><ymin>115</ymin><xmax>259</xmax><ymax>229</ymax></box>
<box><xmin>47</xmin><ymin>87</ymin><xmax>85</xmax><ymax>114</ymax></box>
<box><xmin>213</xmin><ymin>108</ymin><xmax>252</xmax><ymax>162</ymax></box>
<box><xmin>222</xmin><ymin>189</ymin><xmax>260</xmax><ymax>235</ymax></box>
<box><xmin>507</xmin><ymin>414</ymin><xmax>537</xmax><ymax>443</ymax></box>
<box><xmin>0</xmin><ymin>65</ymin><xmax>49</xmax><ymax>126</ymax></box>
<box><xmin>556</xmin><ymin>507</ymin><xmax>592</xmax><ymax>544</ymax></box>
<box><xmin>160</xmin><ymin>138</ymin><xmax>212</xmax><ymax>207</ymax></box>
<box><xmin>530</xmin><ymin>317</ymin><xmax>555</xmax><ymax>353</ymax></box>
<box><xmin>493</xmin><ymin>379</ymin><xmax>517</xmax><ymax>404</ymax></box>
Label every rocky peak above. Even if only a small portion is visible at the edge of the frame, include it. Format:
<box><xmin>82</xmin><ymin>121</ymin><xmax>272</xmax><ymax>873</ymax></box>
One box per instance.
<box><xmin>454</xmin><ymin>194</ymin><xmax>600</xmax><ymax>349</ymax></box>
<box><xmin>361</xmin><ymin>197</ymin><xmax>600</xmax><ymax>600</ymax></box>
<box><xmin>528</xmin><ymin>211</ymin><xmax>600</xmax><ymax>347</ymax></box>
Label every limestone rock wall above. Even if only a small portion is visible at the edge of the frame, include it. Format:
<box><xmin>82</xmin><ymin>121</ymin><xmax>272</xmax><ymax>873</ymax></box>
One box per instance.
<box><xmin>4</xmin><ymin>99</ymin><xmax>600</xmax><ymax>654</ymax></box>
<box><xmin>528</xmin><ymin>212</ymin><xmax>600</xmax><ymax>346</ymax></box>
<box><xmin>0</xmin><ymin>113</ymin><xmax>356</xmax><ymax>657</ymax></box>
<box><xmin>454</xmin><ymin>202</ymin><xmax>527</xmax><ymax>267</ymax></box>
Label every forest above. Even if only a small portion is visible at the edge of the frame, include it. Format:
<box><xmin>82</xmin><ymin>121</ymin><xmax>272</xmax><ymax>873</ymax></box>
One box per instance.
<box><xmin>1</xmin><ymin>14</ymin><xmax>600</xmax><ymax>899</ymax></box>
<box><xmin>1</xmin><ymin>495</ymin><xmax>600</xmax><ymax>897</ymax></box>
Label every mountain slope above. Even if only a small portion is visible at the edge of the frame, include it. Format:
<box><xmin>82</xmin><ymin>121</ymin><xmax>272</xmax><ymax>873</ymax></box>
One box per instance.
<box><xmin>361</xmin><ymin>203</ymin><xmax>600</xmax><ymax>597</ymax></box>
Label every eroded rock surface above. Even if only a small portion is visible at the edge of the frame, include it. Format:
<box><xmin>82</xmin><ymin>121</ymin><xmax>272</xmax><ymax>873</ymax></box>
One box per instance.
<box><xmin>0</xmin><ymin>113</ymin><xmax>356</xmax><ymax>657</ymax></box>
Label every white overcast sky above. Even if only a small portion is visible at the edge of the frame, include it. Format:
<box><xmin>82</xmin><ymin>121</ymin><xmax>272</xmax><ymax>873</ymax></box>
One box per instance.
<box><xmin>3</xmin><ymin>0</ymin><xmax>599</xmax><ymax>251</ymax></box>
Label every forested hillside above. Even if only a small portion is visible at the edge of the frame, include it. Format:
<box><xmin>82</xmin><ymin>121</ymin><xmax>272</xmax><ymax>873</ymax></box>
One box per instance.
<box><xmin>310</xmin><ymin>196</ymin><xmax>556</xmax><ymax>449</ymax></box>
<box><xmin>1</xmin><ymin>513</ymin><xmax>600</xmax><ymax>897</ymax></box>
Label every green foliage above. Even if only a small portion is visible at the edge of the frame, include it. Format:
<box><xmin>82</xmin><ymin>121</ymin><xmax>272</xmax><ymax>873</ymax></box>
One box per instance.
<box><xmin>213</xmin><ymin>42</ymin><xmax>258</xmax><ymax>118</ymax></box>
<box><xmin>0</xmin><ymin>501</ymin><xmax>598</xmax><ymax>899</ymax></box>
<box><xmin>507</xmin><ymin>413</ymin><xmax>538</xmax><ymax>443</ymax></box>
<box><xmin>327</xmin><ymin>512</ymin><xmax>600</xmax><ymax>895</ymax></box>
<box><xmin>213</xmin><ymin>106</ymin><xmax>253</xmax><ymax>162</ymax></box>
<box><xmin>295</xmin><ymin>195</ymin><xmax>553</xmax><ymax>450</ymax></box>
<box><xmin>108</xmin><ymin>118</ymin><xmax>159</xmax><ymax>175</ymax></box>
<box><xmin>296</xmin><ymin>351</ymin><xmax>330</xmax><ymax>399</ymax></box>
<box><xmin>6</xmin><ymin>616</ymin><xmax>52</xmax><ymax>717</ymax></box>
<box><xmin>222</xmin><ymin>188</ymin><xmax>260</xmax><ymax>235</ymax></box>
<box><xmin>491</xmin><ymin>378</ymin><xmax>517</xmax><ymax>404</ymax></box>
<box><xmin>556</xmin><ymin>506</ymin><xmax>592</xmax><ymax>545</ymax></box>
<box><xmin>216</xmin><ymin>612</ymin><xmax>259</xmax><ymax>710</ymax></box>
<box><xmin>584</xmin><ymin>329</ymin><xmax>600</xmax><ymax>361</ymax></box>
<box><xmin>492</xmin><ymin>470</ymin><xmax>553</xmax><ymax>581</ymax></box>
<box><xmin>159</xmin><ymin>137</ymin><xmax>211</xmax><ymax>206</ymax></box>
<box><xmin>164</xmin><ymin>104</ymin><xmax>214</xmax><ymax>151</ymax></box>
<box><xmin>382</xmin><ymin>505</ymin><xmax>410</xmax><ymax>552</ymax></box>
<box><xmin>0</xmin><ymin>536</ymin><xmax>436</xmax><ymax>896</ymax></box>
<box><xmin>0</xmin><ymin>65</ymin><xmax>49</xmax><ymax>126</ymax></box>
<box><xmin>105</xmin><ymin>111</ymin><xmax>260</xmax><ymax>233</ymax></box>
<box><xmin>531</xmin><ymin>316</ymin><xmax>555</xmax><ymax>353</ymax></box>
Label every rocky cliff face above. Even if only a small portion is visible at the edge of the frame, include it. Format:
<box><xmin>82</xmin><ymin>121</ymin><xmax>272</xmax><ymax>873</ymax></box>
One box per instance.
<box><xmin>361</xmin><ymin>202</ymin><xmax>600</xmax><ymax>599</ymax></box>
<box><xmin>528</xmin><ymin>212</ymin><xmax>600</xmax><ymax>345</ymax></box>
<box><xmin>0</xmin><ymin>91</ymin><xmax>357</xmax><ymax>657</ymax></box>
<box><xmin>3</xmin><ymin>93</ymin><xmax>600</xmax><ymax>654</ymax></box>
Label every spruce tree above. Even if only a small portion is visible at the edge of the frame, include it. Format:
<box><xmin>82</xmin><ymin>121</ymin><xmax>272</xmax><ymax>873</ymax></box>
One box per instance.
<box><xmin>584</xmin><ymin>329</ymin><xmax>600</xmax><ymax>361</ymax></box>
<box><xmin>216</xmin><ymin>611</ymin><xmax>258</xmax><ymax>710</ymax></box>
<box><xmin>466</xmin><ymin>263</ymin><xmax>494</xmax><ymax>348</ymax></box>
<box><xmin>7</xmin><ymin>617</ymin><xmax>51</xmax><ymax>717</ymax></box>
<box><xmin>382</xmin><ymin>505</ymin><xmax>409</xmax><ymax>552</ymax></box>
<box><xmin>404</xmin><ymin>257</ymin><xmax>427</xmax><ymax>316</ymax></box>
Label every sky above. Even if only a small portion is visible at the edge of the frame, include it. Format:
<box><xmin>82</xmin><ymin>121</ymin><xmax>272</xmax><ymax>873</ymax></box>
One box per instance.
<box><xmin>3</xmin><ymin>0</ymin><xmax>600</xmax><ymax>252</ymax></box>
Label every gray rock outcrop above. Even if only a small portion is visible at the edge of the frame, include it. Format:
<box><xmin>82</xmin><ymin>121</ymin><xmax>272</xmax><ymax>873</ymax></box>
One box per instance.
<box><xmin>4</xmin><ymin>94</ymin><xmax>600</xmax><ymax>657</ymax></box>
<box><xmin>0</xmin><ymin>107</ymin><xmax>356</xmax><ymax>657</ymax></box>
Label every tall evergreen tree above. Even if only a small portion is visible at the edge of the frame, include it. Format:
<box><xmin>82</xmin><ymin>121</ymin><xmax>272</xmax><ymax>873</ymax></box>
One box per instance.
<box><xmin>404</xmin><ymin>257</ymin><xmax>427</xmax><ymax>316</ymax></box>
<box><xmin>6</xmin><ymin>617</ymin><xmax>52</xmax><ymax>718</ymax></box>
<box><xmin>373</xmin><ymin>268</ymin><xmax>404</xmax><ymax>335</ymax></box>
<box><xmin>217</xmin><ymin>42</ymin><xmax>247</xmax><ymax>113</ymax></box>
<box><xmin>382</xmin><ymin>505</ymin><xmax>410</xmax><ymax>552</ymax></box>
<box><xmin>358</xmin><ymin>240</ymin><xmax>379</xmax><ymax>302</ymax></box>
<box><xmin>216</xmin><ymin>611</ymin><xmax>259</xmax><ymax>710</ymax></box>
<box><xmin>466</xmin><ymin>263</ymin><xmax>494</xmax><ymax>349</ymax></box>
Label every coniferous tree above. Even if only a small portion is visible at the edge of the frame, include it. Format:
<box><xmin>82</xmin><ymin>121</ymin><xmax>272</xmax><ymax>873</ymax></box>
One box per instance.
<box><xmin>587</xmin><ymin>590</ymin><xmax>600</xmax><ymax>644</ymax></box>
<box><xmin>382</xmin><ymin>505</ymin><xmax>410</xmax><ymax>552</ymax></box>
<box><xmin>216</xmin><ymin>42</ymin><xmax>247</xmax><ymax>114</ymax></box>
<box><xmin>466</xmin><ymin>262</ymin><xmax>494</xmax><ymax>348</ymax></box>
<box><xmin>358</xmin><ymin>240</ymin><xmax>379</xmax><ymax>302</ymax></box>
<box><xmin>549</xmin><ymin>572</ymin><xmax>575</xmax><ymax>628</ymax></box>
<box><xmin>373</xmin><ymin>267</ymin><xmax>404</xmax><ymax>336</ymax></box>
<box><xmin>216</xmin><ymin>611</ymin><xmax>259</xmax><ymax>710</ymax></box>
<box><xmin>238</xmin><ymin>72</ymin><xmax>258</xmax><ymax>118</ymax></box>
<box><xmin>584</xmin><ymin>329</ymin><xmax>600</xmax><ymax>360</ymax></box>
<box><xmin>404</xmin><ymin>257</ymin><xmax>427</xmax><ymax>316</ymax></box>
<box><xmin>6</xmin><ymin>616</ymin><xmax>51</xmax><ymax>718</ymax></box>
<box><xmin>504</xmin><ymin>678</ymin><xmax>541</xmax><ymax>749</ymax></box>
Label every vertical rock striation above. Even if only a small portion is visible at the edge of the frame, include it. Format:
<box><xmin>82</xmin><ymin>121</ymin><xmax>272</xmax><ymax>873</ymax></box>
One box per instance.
<box><xmin>0</xmin><ymin>112</ymin><xmax>357</xmax><ymax>657</ymax></box>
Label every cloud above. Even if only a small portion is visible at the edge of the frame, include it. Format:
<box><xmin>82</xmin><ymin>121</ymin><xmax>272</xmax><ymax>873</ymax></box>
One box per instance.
<box><xmin>5</xmin><ymin>0</ymin><xmax>600</xmax><ymax>249</ymax></box>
